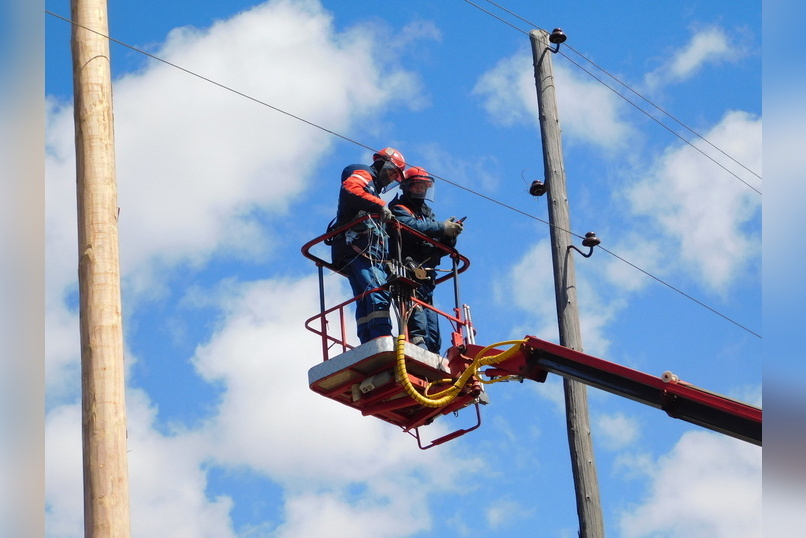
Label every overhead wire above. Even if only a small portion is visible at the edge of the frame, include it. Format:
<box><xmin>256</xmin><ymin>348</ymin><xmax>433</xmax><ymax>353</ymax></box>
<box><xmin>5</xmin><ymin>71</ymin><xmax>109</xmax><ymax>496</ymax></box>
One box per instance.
<box><xmin>560</xmin><ymin>45</ymin><xmax>763</xmax><ymax>183</ymax></box>
<box><xmin>596</xmin><ymin>245</ymin><xmax>761</xmax><ymax>338</ymax></box>
<box><xmin>44</xmin><ymin>10</ymin><xmax>380</xmax><ymax>159</ymax></box>
<box><xmin>466</xmin><ymin>0</ymin><xmax>762</xmax><ymax>194</ymax></box>
<box><xmin>46</xmin><ymin>10</ymin><xmax>760</xmax><ymax>339</ymax></box>
<box><xmin>556</xmin><ymin>52</ymin><xmax>762</xmax><ymax>195</ymax></box>
<box><xmin>461</xmin><ymin>1</ymin><xmax>762</xmax><ymax>337</ymax></box>
<box><xmin>460</xmin><ymin>0</ymin><xmax>529</xmax><ymax>36</ymax></box>
<box><xmin>479</xmin><ymin>0</ymin><xmax>762</xmax><ymax>183</ymax></box>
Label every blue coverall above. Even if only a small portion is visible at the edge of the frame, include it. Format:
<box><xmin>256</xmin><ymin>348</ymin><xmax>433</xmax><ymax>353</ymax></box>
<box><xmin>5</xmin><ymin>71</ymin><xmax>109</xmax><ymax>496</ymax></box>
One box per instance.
<box><xmin>331</xmin><ymin>165</ymin><xmax>392</xmax><ymax>343</ymax></box>
<box><xmin>389</xmin><ymin>195</ymin><xmax>456</xmax><ymax>354</ymax></box>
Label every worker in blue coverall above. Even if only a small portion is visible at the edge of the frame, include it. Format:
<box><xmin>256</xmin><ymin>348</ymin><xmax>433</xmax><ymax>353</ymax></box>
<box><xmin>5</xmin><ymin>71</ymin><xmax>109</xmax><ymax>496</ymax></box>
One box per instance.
<box><xmin>331</xmin><ymin>147</ymin><xmax>407</xmax><ymax>344</ymax></box>
<box><xmin>389</xmin><ymin>167</ymin><xmax>463</xmax><ymax>354</ymax></box>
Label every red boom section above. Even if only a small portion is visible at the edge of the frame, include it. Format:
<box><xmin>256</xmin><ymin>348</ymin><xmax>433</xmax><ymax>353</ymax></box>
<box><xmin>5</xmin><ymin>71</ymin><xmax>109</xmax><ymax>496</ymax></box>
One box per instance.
<box><xmin>475</xmin><ymin>336</ymin><xmax>762</xmax><ymax>446</ymax></box>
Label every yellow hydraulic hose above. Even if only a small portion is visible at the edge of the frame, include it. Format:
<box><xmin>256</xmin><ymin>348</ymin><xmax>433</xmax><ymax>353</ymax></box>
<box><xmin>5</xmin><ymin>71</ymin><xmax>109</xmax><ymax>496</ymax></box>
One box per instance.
<box><xmin>425</xmin><ymin>378</ymin><xmax>455</xmax><ymax>395</ymax></box>
<box><xmin>395</xmin><ymin>334</ymin><xmax>527</xmax><ymax>408</ymax></box>
<box><xmin>425</xmin><ymin>339</ymin><xmax>526</xmax><ymax>399</ymax></box>
<box><xmin>473</xmin><ymin>340</ymin><xmax>529</xmax><ymax>367</ymax></box>
<box><xmin>474</xmin><ymin>340</ymin><xmax>530</xmax><ymax>385</ymax></box>
<box><xmin>396</xmin><ymin>334</ymin><xmax>458</xmax><ymax>408</ymax></box>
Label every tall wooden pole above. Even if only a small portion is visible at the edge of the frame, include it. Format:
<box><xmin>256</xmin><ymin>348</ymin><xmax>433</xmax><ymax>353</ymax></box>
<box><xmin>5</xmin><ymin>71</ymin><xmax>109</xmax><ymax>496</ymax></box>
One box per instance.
<box><xmin>70</xmin><ymin>0</ymin><xmax>131</xmax><ymax>535</ymax></box>
<box><xmin>530</xmin><ymin>29</ymin><xmax>605</xmax><ymax>536</ymax></box>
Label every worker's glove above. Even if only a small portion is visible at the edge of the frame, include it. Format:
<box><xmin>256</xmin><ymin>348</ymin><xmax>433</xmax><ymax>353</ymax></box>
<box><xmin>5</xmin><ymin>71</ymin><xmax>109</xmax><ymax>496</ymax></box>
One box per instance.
<box><xmin>380</xmin><ymin>206</ymin><xmax>393</xmax><ymax>222</ymax></box>
<box><xmin>443</xmin><ymin>218</ymin><xmax>463</xmax><ymax>238</ymax></box>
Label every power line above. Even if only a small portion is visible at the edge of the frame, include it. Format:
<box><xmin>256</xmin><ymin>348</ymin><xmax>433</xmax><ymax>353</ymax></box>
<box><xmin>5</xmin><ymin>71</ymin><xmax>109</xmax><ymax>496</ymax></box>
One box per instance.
<box><xmin>45</xmin><ymin>10</ymin><xmax>760</xmax><ymax>339</ymax></box>
<box><xmin>45</xmin><ymin>10</ymin><xmax>379</xmax><ymax>158</ymax></box>
<box><xmin>597</xmin><ymin>245</ymin><xmax>761</xmax><ymax>338</ymax></box>
<box><xmin>464</xmin><ymin>0</ymin><xmax>762</xmax><ymax>195</ymax></box>
<box><xmin>557</xmin><ymin>51</ymin><xmax>762</xmax><ymax>195</ymax></box>
<box><xmin>458</xmin><ymin>3</ymin><xmax>762</xmax><ymax>336</ymax></box>
<box><xmin>45</xmin><ymin>9</ymin><xmax>555</xmax><ymax>232</ymax></box>
<box><xmin>461</xmin><ymin>0</ymin><xmax>529</xmax><ymax>36</ymax></box>
<box><xmin>433</xmin><ymin>167</ymin><xmax>761</xmax><ymax>338</ymax></box>
<box><xmin>478</xmin><ymin>0</ymin><xmax>762</xmax><ymax>183</ymax></box>
<box><xmin>562</xmin><ymin>43</ymin><xmax>763</xmax><ymax>182</ymax></box>
<box><xmin>473</xmin><ymin>0</ymin><xmax>550</xmax><ymax>34</ymax></box>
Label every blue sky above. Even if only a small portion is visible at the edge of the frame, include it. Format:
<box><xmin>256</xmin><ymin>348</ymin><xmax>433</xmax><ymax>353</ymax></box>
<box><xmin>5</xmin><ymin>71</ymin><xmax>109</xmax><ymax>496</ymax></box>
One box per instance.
<box><xmin>42</xmin><ymin>1</ymin><xmax>765</xmax><ymax>536</ymax></box>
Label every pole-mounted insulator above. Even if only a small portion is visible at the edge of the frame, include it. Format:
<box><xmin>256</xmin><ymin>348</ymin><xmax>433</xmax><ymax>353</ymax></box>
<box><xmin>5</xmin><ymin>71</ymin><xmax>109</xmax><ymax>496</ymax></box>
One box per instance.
<box><xmin>548</xmin><ymin>28</ymin><xmax>567</xmax><ymax>53</ymax></box>
<box><xmin>529</xmin><ymin>180</ymin><xmax>547</xmax><ymax>196</ymax></box>
<box><xmin>568</xmin><ymin>232</ymin><xmax>600</xmax><ymax>258</ymax></box>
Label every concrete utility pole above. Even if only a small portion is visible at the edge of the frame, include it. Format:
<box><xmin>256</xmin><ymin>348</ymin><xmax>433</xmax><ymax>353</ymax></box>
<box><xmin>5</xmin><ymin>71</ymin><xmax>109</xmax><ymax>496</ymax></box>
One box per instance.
<box><xmin>529</xmin><ymin>28</ymin><xmax>605</xmax><ymax>537</ymax></box>
<box><xmin>71</xmin><ymin>0</ymin><xmax>131</xmax><ymax>535</ymax></box>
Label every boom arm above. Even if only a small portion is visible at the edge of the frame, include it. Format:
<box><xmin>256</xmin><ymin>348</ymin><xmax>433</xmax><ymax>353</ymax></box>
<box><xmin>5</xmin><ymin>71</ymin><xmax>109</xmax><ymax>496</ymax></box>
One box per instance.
<box><xmin>465</xmin><ymin>336</ymin><xmax>762</xmax><ymax>446</ymax></box>
<box><xmin>301</xmin><ymin>218</ymin><xmax>760</xmax><ymax>447</ymax></box>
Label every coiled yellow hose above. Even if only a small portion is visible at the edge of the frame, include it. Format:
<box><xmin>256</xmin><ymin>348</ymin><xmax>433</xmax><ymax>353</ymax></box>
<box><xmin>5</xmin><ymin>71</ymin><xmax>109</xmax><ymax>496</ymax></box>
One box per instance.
<box><xmin>394</xmin><ymin>334</ymin><xmax>526</xmax><ymax>408</ymax></box>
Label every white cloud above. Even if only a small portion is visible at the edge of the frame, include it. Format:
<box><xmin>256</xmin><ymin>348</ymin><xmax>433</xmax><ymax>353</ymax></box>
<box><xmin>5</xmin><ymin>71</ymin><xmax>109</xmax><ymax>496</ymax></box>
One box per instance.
<box><xmin>44</xmin><ymin>303</ymin><xmax>79</xmax><ymax>403</ymax></box>
<box><xmin>488</xmin><ymin>112</ymin><xmax>761</xmax><ymax>379</ymax></box>
<box><xmin>45</xmin><ymin>97</ymin><xmax>81</xmax><ymax>300</ymax></box>
<box><xmin>44</xmin><ymin>0</ymin><xmax>424</xmax><ymax>411</ymax></box>
<box><xmin>395</xmin><ymin>18</ymin><xmax>442</xmax><ymax>70</ymax></box>
<box><xmin>406</xmin><ymin>141</ymin><xmax>503</xmax><ymax>194</ymax></box>
<box><xmin>472</xmin><ymin>53</ymin><xmax>635</xmax><ymax>152</ymax></box>
<box><xmin>45</xmin><ymin>0</ymin><xmax>423</xmax><ymax>300</ymax></box>
<box><xmin>276</xmin><ymin>490</ymin><xmax>429</xmax><ymax>538</ymax></box>
<box><xmin>44</xmin><ymin>405</ymin><xmax>84</xmax><ymax>537</ymax></box>
<box><xmin>44</xmin><ymin>1</ymin><xmax>450</xmax><ymax>534</ymax></box>
<box><xmin>645</xmin><ymin>26</ymin><xmax>747</xmax><ymax>89</ymax></box>
<box><xmin>613</xmin><ymin>450</ymin><xmax>656</xmax><ymax>481</ymax></box>
<box><xmin>599</xmin><ymin>230</ymin><xmax>663</xmax><ymax>293</ymax></box>
<box><xmin>44</xmin><ymin>274</ymin><xmax>480</xmax><ymax>537</ymax></box>
<box><xmin>552</xmin><ymin>63</ymin><xmax>636</xmax><ymax>152</ymax></box>
<box><xmin>125</xmin><ymin>388</ymin><xmax>238</xmax><ymax>538</ymax></box>
<box><xmin>494</xmin><ymin>239</ymin><xmax>624</xmax><ymax>356</ymax></box>
<box><xmin>46</xmin><ymin>393</ymin><xmax>239</xmax><ymax>538</ymax></box>
<box><xmin>192</xmin><ymin>275</ymin><xmax>476</xmax><ymax>473</ymax></box>
<box><xmin>472</xmin><ymin>54</ymin><xmax>535</xmax><ymax>127</ymax></box>
<box><xmin>493</xmin><ymin>239</ymin><xmax>557</xmax><ymax>340</ymax></box>
<box><xmin>484</xmin><ymin>497</ymin><xmax>535</xmax><ymax>531</ymax></box>
<box><xmin>625</xmin><ymin>110</ymin><xmax>761</xmax><ymax>293</ymax></box>
<box><xmin>618</xmin><ymin>431</ymin><xmax>761</xmax><ymax>537</ymax></box>
<box><xmin>593</xmin><ymin>412</ymin><xmax>640</xmax><ymax>450</ymax></box>
<box><xmin>190</xmin><ymin>276</ymin><xmax>479</xmax><ymax>534</ymax></box>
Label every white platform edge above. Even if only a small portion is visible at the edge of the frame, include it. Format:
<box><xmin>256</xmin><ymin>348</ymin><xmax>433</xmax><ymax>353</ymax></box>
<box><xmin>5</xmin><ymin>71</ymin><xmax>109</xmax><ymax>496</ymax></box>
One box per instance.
<box><xmin>308</xmin><ymin>336</ymin><xmax>449</xmax><ymax>386</ymax></box>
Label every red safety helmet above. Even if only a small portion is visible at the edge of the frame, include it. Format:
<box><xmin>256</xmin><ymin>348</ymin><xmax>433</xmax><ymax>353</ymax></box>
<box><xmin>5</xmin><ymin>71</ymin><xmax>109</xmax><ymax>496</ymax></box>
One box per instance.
<box><xmin>373</xmin><ymin>147</ymin><xmax>406</xmax><ymax>172</ymax></box>
<box><xmin>373</xmin><ymin>147</ymin><xmax>406</xmax><ymax>192</ymax></box>
<box><xmin>401</xmin><ymin>166</ymin><xmax>435</xmax><ymax>200</ymax></box>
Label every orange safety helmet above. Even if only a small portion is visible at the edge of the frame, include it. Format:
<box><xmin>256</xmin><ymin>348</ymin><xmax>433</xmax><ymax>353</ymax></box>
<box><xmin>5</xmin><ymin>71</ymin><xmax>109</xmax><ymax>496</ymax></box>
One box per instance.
<box><xmin>401</xmin><ymin>166</ymin><xmax>435</xmax><ymax>200</ymax></box>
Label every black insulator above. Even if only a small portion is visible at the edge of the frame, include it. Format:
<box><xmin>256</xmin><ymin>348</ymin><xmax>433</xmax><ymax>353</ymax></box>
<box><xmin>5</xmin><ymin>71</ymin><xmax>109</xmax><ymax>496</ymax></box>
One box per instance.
<box><xmin>549</xmin><ymin>28</ymin><xmax>567</xmax><ymax>44</ymax></box>
<box><xmin>582</xmin><ymin>232</ymin><xmax>601</xmax><ymax>247</ymax></box>
<box><xmin>529</xmin><ymin>180</ymin><xmax>547</xmax><ymax>196</ymax></box>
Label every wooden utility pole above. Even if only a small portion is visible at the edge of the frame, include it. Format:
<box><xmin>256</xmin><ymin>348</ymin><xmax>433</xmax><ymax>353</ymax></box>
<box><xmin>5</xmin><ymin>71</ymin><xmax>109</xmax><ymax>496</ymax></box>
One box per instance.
<box><xmin>71</xmin><ymin>0</ymin><xmax>131</xmax><ymax>535</ymax></box>
<box><xmin>529</xmin><ymin>29</ymin><xmax>605</xmax><ymax>536</ymax></box>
